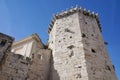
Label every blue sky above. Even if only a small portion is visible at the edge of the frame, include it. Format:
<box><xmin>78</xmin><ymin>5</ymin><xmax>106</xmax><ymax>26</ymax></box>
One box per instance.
<box><xmin>0</xmin><ymin>0</ymin><xmax>119</xmax><ymax>79</ymax></box>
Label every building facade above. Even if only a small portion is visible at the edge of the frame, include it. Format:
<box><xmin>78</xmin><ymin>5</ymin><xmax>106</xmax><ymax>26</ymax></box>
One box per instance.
<box><xmin>0</xmin><ymin>6</ymin><xmax>117</xmax><ymax>80</ymax></box>
<box><xmin>48</xmin><ymin>6</ymin><xmax>117</xmax><ymax>80</ymax></box>
<box><xmin>0</xmin><ymin>33</ymin><xmax>51</xmax><ymax>80</ymax></box>
<box><xmin>12</xmin><ymin>33</ymin><xmax>44</xmax><ymax>58</ymax></box>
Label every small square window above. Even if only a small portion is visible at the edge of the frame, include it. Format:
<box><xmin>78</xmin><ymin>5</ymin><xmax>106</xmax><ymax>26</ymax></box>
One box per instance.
<box><xmin>0</xmin><ymin>39</ymin><xmax>7</xmax><ymax>46</ymax></box>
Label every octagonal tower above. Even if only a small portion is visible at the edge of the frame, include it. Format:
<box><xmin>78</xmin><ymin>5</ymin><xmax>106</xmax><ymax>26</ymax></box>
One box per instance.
<box><xmin>48</xmin><ymin>6</ymin><xmax>117</xmax><ymax>80</ymax></box>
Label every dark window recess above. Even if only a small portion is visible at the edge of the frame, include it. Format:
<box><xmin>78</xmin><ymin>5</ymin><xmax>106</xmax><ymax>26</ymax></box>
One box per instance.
<box><xmin>59</xmin><ymin>40</ymin><xmax>61</xmax><ymax>43</ymax></box>
<box><xmin>93</xmin><ymin>72</ymin><xmax>95</xmax><ymax>75</ymax></box>
<box><xmin>106</xmin><ymin>65</ymin><xmax>111</xmax><ymax>71</ymax></box>
<box><xmin>70</xmin><ymin>36</ymin><xmax>72</xmax><ymax>38</ymax></box>
<box><xmin>0</xmin><ymin>39</ymin><xmax>7</xmax><ymax>46</ymax></box>
<box><xmin>20</xmin><ymin>61</ymin><xmax>28</xmax><ymax>65</ymax></box>
<box><xmin>51</xmin><ymin>41</ymin><xmax>53</xmax><ymax>43</ymax></box>
<box><xmin>25</xmin><ymin>77</ymin><xmax>28</xmax><ymax>80</ymax></box>
<box><xmin>32</xmin><ymin>54</ymin><xmax>34</xmax><ymax>59</ymax></box>
<box><xmin>82</xmin><ymin>33</ymin><xmax>86</xmax><ymax>38</ymax></box>
<box><xmin>9</xmin><ymin>63</ymin><xmax>12</xmax><ymax>65</ymax></box>
<box><xmin>91</xmin><ymin>49</ymin><xmax>96</xmax><ymax>53</ymax></box>
<box><xmin>91</xmin><ymin>34</ymin><xmax>94</xmax><ymax>36</ymax></box>
<box><xmin>85</xmin><ymin>22</ymin><xmax>87</xmax><ymax>24</ymax></box>
<box><xmin>44</xmin><ymin>45</ymin><xmax>48</xmax><ymax>49</ymax></box>
<box><xmin>77</xmin><ymin>66</ymin><xmax>82</xmax><ymax>68</ymax></box>
<box><xmin>26</xmin><ymin>57</ymin><xmax>31</xmax><ymax>62</ymax></box>
<box><xmin>65</xmin><ymin>28</ymin><xmax>74</xmax><ymax>34</ymax></box>
<box><xmin>63</xmin><ymin>38</ymin><xmax>65</xmax><ymax>40</ymax></box>
<box><xmin>16</xmin><ymin>69</ymin><xmax>18</xmax><ymax>73</ymax></box>
<box><xmin>76</xmin><ymin>74</ymin><xmax>81</xmax><ymax>78</ymax></box>
<box><xmin>65</xmin><ymin>28</ymin><xmax>70</xmax><ymax>32</ymax></box>
<box><xmin>18</xmin><ymin>54</ymin><xmax>23</xmax><ymax>59</ymax></box>
<box><xmin>67</xmin><ymin>45</ymin><xmax>74</xmax><ymax>49</ymax></box>
<box><xmin>11</xmin><ymin>78</ymin><xmax>13</xmax><ymax>80</ymax></box>
<box><xmin>69</xmin><ymin>51</ymin><xmax>74</xmax><ymax>57</ymax></box>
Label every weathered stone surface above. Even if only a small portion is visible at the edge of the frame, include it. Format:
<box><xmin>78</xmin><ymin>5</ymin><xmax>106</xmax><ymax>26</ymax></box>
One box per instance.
<box><xmin>0</xmin><ymin>49</ymin><xmax>51</xmax><ymax>80</ymax></box>
<box><xmin>0</xmin><ymin>33</ymin><xmax>51</xmax><ymax>80</ymax></box>
<box><xmin>48</xmin><ymin>9</ymin><xmax>117</xmax><ymax>80</ymax></box>
<box><xmin>79</xmin><ymin>13</ymin><xmax>117</xmax><ymax>80</ymax></box>
<box><xmin>0</xmin><ymin>33</ymin><xmax>14</xmax><ymax>62</ymax></box>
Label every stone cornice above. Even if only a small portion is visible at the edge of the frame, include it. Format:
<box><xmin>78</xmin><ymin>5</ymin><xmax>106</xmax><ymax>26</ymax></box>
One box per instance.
<box><xmin>47</xmin><ymin>5</ymin><xmax>102</xmax><ymax>34</ymax></box>
<box><xmin>12</xmin><ymin>33</ymin><xmax>42</xmax><ymax>47</ymax></box>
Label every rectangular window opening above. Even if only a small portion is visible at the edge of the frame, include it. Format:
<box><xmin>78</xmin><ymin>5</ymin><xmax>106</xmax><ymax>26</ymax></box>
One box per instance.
<box><xmin>0</xmin><ymin>39</ymin><xmax>7</xmax><ymax>47</ymax></box>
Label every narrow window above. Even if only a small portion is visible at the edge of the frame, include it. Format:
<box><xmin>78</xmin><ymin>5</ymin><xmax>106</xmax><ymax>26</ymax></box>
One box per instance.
<box><xmin>91</xmin><ymin>49</ymin><xmax>96</xmax><ymax>53</ymax></box>
<box><xmin>32</xmin><ymin>54</ymin><xmax>34</xmax><ymax>59</ymax></box>
<box><xmin>0</xmin><ymin>39</ymin><xmax>7</xmax><ymax>46</ymax></box>
<box><xmin>106</xmin><ymin>65</ymin><xmax>111</xmax><ymax>71</ymax></box>
<box><xmin>63</xmin><ymin>38</ymin><xmax>65</xmax><ymax>40</ymax></box>
<box><xmin>65</xmin><ymin>28</ymin><xmax>74</xmax><ymax>34</ymax></box>
<box><xmin>91</xmin><ymin>34</ymin><xmax>94</xmax><ymax>36</ymax></box>
<box><xmin>82</xmin><ymin>33</ymin><xmax>86</xmax><ymax>38</ymax></box>
<box><xmin>67</xmin><ymin>45</ymin><xmax>74</xmax><ymax>49</ymax></box>
<box><xmin>70</xmin><ymin>36</ymin><xmax>72</xmax><ymax>38</ymax></box>
<box><xmin>59</xmin><ymin>40</ymin><xmax>61</xmax><ymax>43</ymax></box>
<box><xmin>75</xmin><ymin>74</ymin><xmax>81</xmax><ymax>78</ymax></box>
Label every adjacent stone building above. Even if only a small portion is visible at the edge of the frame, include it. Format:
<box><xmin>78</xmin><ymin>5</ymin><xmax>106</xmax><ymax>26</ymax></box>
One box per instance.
<box><xmin>0</xmin><ymin>33</ymin><xmax>51</xmax><ymax>80</ymax></box>
<box><xmin>0</xmin><ymin>6</ymin><xmax>117</xmax><ymax>80</ymax></box>
<box><xmin>12</xmin><ymin>33</ymin><xmax>44</xmax><ymax>58</ymax></box>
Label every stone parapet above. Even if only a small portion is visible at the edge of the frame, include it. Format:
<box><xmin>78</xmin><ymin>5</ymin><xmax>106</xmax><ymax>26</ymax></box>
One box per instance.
<box><xmin>48</xmin><ymin>5</ymin><xmax>101</xmax><ymax>34</ymax></box>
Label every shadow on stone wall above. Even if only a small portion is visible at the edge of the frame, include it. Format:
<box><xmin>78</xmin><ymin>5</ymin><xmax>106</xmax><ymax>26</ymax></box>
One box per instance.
<box><xmin>0</xmin><ymin>52</ymin><xmax>29</xmax><ymax>80</ymax></box>
<box><xmin>48</xmin><ymin>53</ymin><xmax>60</xmax><ymax>80</ymax></box>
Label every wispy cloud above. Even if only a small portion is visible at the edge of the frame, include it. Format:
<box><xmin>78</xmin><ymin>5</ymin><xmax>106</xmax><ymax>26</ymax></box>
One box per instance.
<box><xmin>0</xmin><ymin>0</ymin><xmax>12</xmax><ymax>35</ymax></box>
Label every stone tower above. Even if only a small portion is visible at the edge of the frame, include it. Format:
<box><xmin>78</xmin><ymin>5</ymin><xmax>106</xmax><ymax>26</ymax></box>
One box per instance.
<box><xmin>48</xmin><ymin>6</ymin><xmax>117</xmax><ymax>80</ymax></box>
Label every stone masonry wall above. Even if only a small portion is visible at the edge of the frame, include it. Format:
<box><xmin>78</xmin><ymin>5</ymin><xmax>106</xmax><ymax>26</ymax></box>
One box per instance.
<box><xmin>48</xmin><ymin>10</ymin><xmax>117</xmax><ymax>80</ymax></box>
<box><xmin>78</xmin><ymin>13</ymin><xmax>117</xmax><ymax>80</ymax></box>
<box><xmin>49</xmin><ymin>13</ymin><xmax>89</xmax><ymax>80</ymax></box>
<box><xmin>0</xmin><ymin>33</ymin><xmax>14</xmax><ymax>62</ymax></box>
<box><xmin>0</xmin><ymin>53</ymin><xmax>29</xmax><ymax>80</ymax></box>
<box><xmin>28</xmin><ymin>49</ymin><xmax>51</xmax><ymax>80</ymax></box>
<box><xmin>0</xmin><ymin>49</ymin><xmax>51</xmax><ymax>80</ymax></box>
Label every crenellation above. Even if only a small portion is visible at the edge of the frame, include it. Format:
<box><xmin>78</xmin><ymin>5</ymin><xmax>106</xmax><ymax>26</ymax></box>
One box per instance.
<box><xmin>48</xmin><ymin>6</ymin><xmax>102</xmax><ymax>34</ymax></box>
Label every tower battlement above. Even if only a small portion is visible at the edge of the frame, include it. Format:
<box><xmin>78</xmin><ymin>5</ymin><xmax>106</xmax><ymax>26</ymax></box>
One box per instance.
<box><xmin>48</xmin><ymin>5</ymin><xmax>101</xmax><ymax>34</ymax></box>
